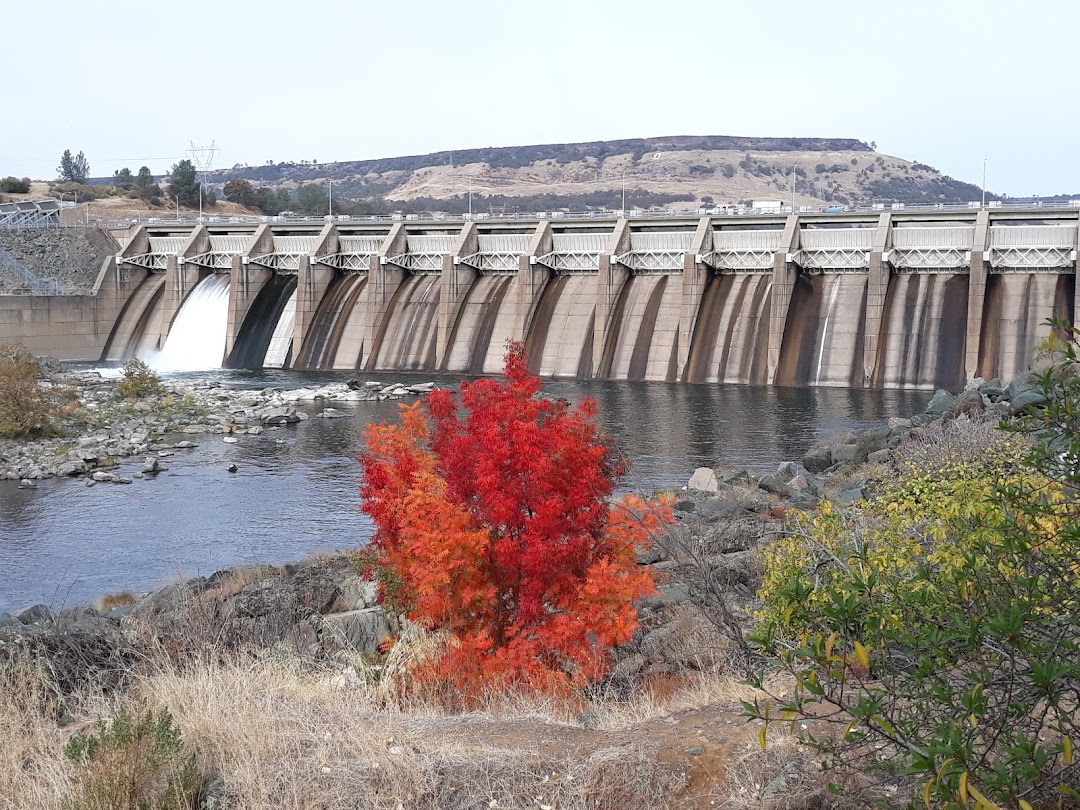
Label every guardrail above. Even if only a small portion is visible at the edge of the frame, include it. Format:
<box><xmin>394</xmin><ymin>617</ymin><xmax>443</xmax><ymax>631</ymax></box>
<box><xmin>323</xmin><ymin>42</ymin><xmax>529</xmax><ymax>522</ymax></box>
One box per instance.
<box><xmin>33</xmin><ymin>198</ymin><xmax>1080</xmax><ymax>231</ymax></box>
<box><xmin>0</xmin><ymin>244</ymin><xmax>65</xmax><ymax>294</ymax></box>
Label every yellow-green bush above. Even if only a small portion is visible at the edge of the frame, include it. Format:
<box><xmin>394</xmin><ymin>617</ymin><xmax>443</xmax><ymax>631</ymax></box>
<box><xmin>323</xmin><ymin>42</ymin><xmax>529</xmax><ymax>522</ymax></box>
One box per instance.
<box><xmin>116</xmin><ymin>358</ymin><xmax>163</xmax><ymax>400</ymax></box>
<box><xmin>748</xmin><ymin>414</ymin><xmax>1080</xmax><ymax>808</ymax></box>
<box><xmin>757</xmin><ymin>420</ymin><xmax>1057</xmax><ymax>640</ymax></box>
<box><xmin>0</xmin><ymin>343</ymin><xmax>55</xmax><ymax>437</ymax></box>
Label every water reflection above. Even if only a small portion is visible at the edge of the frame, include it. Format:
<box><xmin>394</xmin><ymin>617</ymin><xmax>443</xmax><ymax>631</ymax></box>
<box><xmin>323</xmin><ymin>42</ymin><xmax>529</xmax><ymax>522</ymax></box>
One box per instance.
<box><xmin>0</xmin><ymin>372</ymin><xmax>927</xmax><ymax>611</ymax></box>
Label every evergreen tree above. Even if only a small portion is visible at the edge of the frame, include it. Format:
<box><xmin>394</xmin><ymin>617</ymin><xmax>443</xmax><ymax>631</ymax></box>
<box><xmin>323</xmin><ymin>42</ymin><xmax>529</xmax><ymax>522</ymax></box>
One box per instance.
<box><xmin>57</xmin><ymin>149</ymin><xmax>90</xmax><ymax>183</ymax></box>
<box><xmin>113</xmin><ymin>167</ymin><xmax>134</xmax><ymax>189</ymax></box>
<box><xmin>167</xmin><ymin>160</ymin><xmax>200</xmax><ymax>206</ymax></box>
<box><xmin>134</xmin><ymin>166</ymin><xmax>155</xmax><ymax>190</ymax></box>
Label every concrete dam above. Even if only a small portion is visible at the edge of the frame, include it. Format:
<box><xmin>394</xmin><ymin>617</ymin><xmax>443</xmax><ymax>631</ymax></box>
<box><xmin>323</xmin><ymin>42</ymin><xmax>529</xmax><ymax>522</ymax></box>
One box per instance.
<box><xmin>3</xmin><ymin>207</ymin><xmax>1079</xmax><ymax>389</ymax></box>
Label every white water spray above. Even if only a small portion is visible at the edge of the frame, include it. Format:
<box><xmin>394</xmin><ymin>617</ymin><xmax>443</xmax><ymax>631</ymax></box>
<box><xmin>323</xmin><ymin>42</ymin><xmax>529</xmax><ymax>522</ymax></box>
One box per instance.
<box><xmin>264</xmin><ymin>290</ymin><xmax>297</xmax><ymax>368</ymax></box>
<box><xmin>143</xmin><ymin>274</ymin><xmax>231</xmax><ymax>372</ymax></box>
<box><xmin>814</xmin><ymin>277</ymin><xmax>843</xmax><ymax>386</ymax></box>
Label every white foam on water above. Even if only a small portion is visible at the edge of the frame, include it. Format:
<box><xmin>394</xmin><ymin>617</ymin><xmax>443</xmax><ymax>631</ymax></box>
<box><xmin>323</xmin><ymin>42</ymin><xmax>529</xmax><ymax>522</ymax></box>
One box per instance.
<box><xmin>142</xmin><ymin>274</ymin><xmax>231</xmax><ymax>372</ymax></box>
<box><xmin>264</xmin><ymin>289</ymin><xmax>297</xmax><ymax>368</ymax></box>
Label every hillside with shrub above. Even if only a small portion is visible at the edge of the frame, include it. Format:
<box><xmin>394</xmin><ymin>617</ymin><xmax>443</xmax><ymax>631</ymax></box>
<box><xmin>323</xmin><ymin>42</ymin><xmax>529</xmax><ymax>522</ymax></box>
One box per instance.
<box><xmin>201</xmin><ymin>134</ymin><xmax>989</xmax><ymax>213</ymax></box>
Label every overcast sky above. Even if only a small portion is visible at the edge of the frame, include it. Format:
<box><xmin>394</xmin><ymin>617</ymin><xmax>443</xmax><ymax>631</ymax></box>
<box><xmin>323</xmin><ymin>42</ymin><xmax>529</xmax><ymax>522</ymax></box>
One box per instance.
<box><xmin>5</xmin><ymin>0</ymin><xmax>1077</xmax><ymax>196</ymax></box>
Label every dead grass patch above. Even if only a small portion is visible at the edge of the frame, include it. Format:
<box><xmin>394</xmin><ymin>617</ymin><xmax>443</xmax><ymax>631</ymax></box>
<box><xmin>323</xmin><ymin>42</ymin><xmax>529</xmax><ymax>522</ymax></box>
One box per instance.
<box><xmin>98</xmin><ymin>591</ymin><xmax>136</xmax><ymax>612</ymax></box>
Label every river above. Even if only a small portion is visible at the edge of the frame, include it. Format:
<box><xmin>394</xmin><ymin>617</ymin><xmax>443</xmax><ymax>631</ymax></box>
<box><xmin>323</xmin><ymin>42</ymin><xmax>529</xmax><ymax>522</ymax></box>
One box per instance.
<box><xmin>0</xmin><ymin>370</ymin><xmax>927</xmax><ymax>612</ymax></box>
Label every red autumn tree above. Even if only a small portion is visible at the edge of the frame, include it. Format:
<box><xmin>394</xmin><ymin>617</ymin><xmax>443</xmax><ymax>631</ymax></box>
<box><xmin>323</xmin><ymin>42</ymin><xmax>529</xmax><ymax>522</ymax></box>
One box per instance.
<box><xmin>359</xmin><ymin>342</ymin><xmax>670</xmax><ymax>692</ymax></box>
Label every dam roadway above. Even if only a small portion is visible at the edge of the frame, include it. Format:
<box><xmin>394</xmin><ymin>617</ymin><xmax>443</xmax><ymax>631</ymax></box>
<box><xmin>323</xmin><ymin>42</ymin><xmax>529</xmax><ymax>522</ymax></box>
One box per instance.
<box><xmin>3</xmin><ymin>205</ymin><xmax>1079</xmax><ymax>389</ymax></box>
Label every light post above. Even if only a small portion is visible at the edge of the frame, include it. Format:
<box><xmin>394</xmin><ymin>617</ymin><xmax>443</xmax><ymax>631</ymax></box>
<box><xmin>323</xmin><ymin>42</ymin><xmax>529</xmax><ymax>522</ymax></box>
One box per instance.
<box><xmin>621</xmin><ymin>169</ymin><xmax>627</xmax><ymax>215</ymax></box>
<box><xmin>175</xmin><ymin>196</ymin><xmax>180</xmax><ymax>221</ymax></box>
<box><xmin>981</xmin><ymin>158</ymin><xmax>988</xmax><ymax>208</ymax></box>
<box><xmin>791</xmin><ymin>164</ymin><xmax>798</xmax><ymax>212</ymax></box>
<box><xmin>328</xmin><ymin>180</ymin><xmax>333</xmax><ymax>217</ymax></box>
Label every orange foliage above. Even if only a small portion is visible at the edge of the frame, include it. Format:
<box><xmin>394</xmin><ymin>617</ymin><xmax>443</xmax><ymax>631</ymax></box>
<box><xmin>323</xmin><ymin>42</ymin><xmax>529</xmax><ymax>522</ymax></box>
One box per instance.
<box><xmin>360</xmin><ymin>342</ymin><xmax>671</xmax><ymax>694</ymax></box>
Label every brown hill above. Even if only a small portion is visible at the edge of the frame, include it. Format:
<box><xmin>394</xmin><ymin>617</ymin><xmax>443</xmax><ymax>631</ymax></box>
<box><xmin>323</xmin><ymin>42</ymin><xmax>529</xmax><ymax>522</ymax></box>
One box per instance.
<box><xmin>208</xmin><ymin>135</ymin><xmax>985</xmax><ymax>213</ymax></box>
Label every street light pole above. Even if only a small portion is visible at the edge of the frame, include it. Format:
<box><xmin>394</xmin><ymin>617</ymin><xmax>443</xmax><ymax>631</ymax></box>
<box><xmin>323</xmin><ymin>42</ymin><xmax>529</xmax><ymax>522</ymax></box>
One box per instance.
<box><xmin>981</xmin><ymin>158</ymin><xmax>988</xmax><ymax>208</ymax></box>
<box><xmin>175</xmin><ymin>196</ymin><xmax>180</xmax><ymax>221</ymax></box>
<box><xmin>329</xmin><ymin>180</ymin><xmax>333</xmax><ymax>217</ymax></box>
<box><xmin>791</xmin><ymin>164</ymin><xmax>797</xmax><ymax>212</ymax></box>
<box><xmin>621</xmin><ymin>170</ymin><xmax>627</xmax><ymax>214</ymax></box>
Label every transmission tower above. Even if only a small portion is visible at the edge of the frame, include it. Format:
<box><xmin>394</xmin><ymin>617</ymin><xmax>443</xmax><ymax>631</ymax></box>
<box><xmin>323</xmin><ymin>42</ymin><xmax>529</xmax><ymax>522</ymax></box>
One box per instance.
<box><xmin>187</xmin><ymin>140</ymin><xmax>219</xmax><ymax>174</ymax></box>
<box><xmin>186</xmin><ymin>140</ymin><xmax>219</xmax><ymax>219</ymax></box>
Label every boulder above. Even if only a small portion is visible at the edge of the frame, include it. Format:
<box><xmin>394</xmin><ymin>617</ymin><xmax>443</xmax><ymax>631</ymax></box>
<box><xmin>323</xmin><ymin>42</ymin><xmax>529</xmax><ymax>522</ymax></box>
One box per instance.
<box><xmin>262</xmin><ymin>407</ymin><xmax>300</xmax><ymax>425</ymax></box>
<box><xmin>867</xmin><ymin>449</ymin><xmax>892</xmax><ymax>464</ymax></box>
<box><xmin>222</xmin><ymin>436</ymin><xmax>239</xmax><ymax>444</ymax></box>
<box><xmin>801</xmin><ymin>446</ymin><xmax>833</xmax><ymax>474</ymax></box>
<box><xmin>925</xmin><ymin>389</ymin><xmax>956</xmax><ymax>416</ymax></box>
<box><xmin>142</xmin><ymin>456</ymin><xmax>161</xmax><ymax>474</ymax></box>
<box><xmin>91</xmin><ymin>471</ymin><xmax>114</xmax><ymax>482</ymax></box>
<box><xmin>949</xmin><ymin>389</ymin><xmax>984</xmax><ymax>416</ymax></box>
<box><xmin>14</xmin><ymin>603</ymin><xmax>53</xmax><ymax>625</ymax></box>
<box><xmin>672</xmin><ymin>500</ymin><xmax>696</xmax><ymax>515</ymax></box>
<box><xmin>831</xmin><ymin>444</ymin><xmax>859</xmax><ymax>463</ymax></box>
<box><xmin>836</xmin><ymin>481</ymin><xmax>867</xmax><ymax>507</ymax></box>
<box><xmin>320</xmin><ymin>607</ymin><xmax>391</xmax><ymax>655</ymax></box>
<box><xmin>55</xmin><ymin>460</ymin><xmax>87</xmax><ymax>477</ymax></box>
<box><xmin>687</xmin><ymin>467</ymin><xmax>719</xmax><ymax>493</ymax></box>
<box><xmin>1009</xmin><ymin>390</ymin><xmax>1049</xmax><ymax>416</ymax></box>
<box><xmin>887</xmin><ymin>416</ymin><xmax>912</xmax><ymax>431</ymax></box>
<box><xmin>18</xmin><ymin>479</ymin><xmax>35</xmax><ymax>489</ymax></box>
<box><xmin>226</xmin><ymin>463</ymin><xmax>238</xmax><ymax>473</ymax></box>
<box><xmin>1007</xmin><ymin>376</ymin><xmax>1037</xmax><ymax>401</ymax></box>
<box><xmin>0</xmin><ymin>613</ymin><xmax>20</xmax><ymax>629</ymax></box>
<box><xmin>717</xmin><ymin>467</ymin><xmax>752</xmax><ymax>486</ymax></box>
<box><xmin>635</xmin><ymin>545</ymin><xmax>665</xmax><ymax>565</ymax></box>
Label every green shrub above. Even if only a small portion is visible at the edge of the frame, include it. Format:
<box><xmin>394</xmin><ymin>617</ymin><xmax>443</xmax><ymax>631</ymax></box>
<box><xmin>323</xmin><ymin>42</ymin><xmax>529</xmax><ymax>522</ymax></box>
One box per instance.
<box><xmin>0</xmin><ymin>343</ymin><xmax>55</xmax><ymax>437</ymax></box>
<box><xmin>748</xmin><ymin>406</ymin><xmax>1080</xmax><ymax>808</ymax></box>
<box><xmin>64</xmin><ymin>705</ymin><xmax>201</xmax><ymax>810</ymax></box>
<box><xmin>0</xmin><ymin>176</ymin><xmax>31</xmax><ymax>193</ymax></box>
<box><xmin>116</xmin><ymin>358</ymin><xmax>163</xmax><ymax>400</ymax></box>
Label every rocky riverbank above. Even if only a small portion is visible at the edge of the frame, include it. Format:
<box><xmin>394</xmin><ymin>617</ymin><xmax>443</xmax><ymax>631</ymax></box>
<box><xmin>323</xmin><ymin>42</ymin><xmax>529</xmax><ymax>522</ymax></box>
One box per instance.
<box><xmin>0</xmin><ymin>370</ymin><xmax>441</xmax><ymax>485</ymax></box>
<box><xmin>0</xmin><ymin>372</ymin><xmax>1041</xmax><ymax>688</ymax></box>
<box><xmin>681</xmin><ymin>374</ymin><xmax>1043</xmax><ymax>510</ymax></box>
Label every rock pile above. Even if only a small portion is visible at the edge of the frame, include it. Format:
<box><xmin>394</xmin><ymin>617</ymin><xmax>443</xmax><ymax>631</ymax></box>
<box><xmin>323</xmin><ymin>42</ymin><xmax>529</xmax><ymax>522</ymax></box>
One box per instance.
<box><xmin>0</xmin><ymin>556</ymin><xmax>394</xmax><ymax>691</ymax></box>
<box><xmin>0</xmin><ymin>370</ymin><xmax>440</xmax><ymax>483</ymax></box>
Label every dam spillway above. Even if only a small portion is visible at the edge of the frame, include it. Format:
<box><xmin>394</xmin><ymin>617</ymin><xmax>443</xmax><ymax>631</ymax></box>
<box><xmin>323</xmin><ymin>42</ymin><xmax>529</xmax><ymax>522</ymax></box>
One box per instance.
<box><xmin>5</xmin><ymin>205</ymin><xmax>1080</xmax><ymax>389</ymax></box>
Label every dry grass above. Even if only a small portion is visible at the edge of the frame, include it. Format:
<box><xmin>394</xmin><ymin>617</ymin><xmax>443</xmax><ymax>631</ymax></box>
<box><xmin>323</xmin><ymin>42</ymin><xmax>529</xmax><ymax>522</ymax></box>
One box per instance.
<box><xmin>144</xmin><ymin>657</ymin><xmax>688</xmax><ymax>809</ymax></box>
<box><xmin>1</xmin><ymin>602</ymin><xmax>816</xmax><ymax>810</ymax></box>
<box><xmin>0</xmin><ymin>658</ymin><xmax>76</xmax><ymax>809</ymax></box>
<box><xmin>716</xmin><ymin>731</ymin><xmax>838</xmax><ymax>810</ymax></box>
<box><xmin>98</xmin><ymin>592</ymin><xmax>136</xmax><ymax>612</ymax></box>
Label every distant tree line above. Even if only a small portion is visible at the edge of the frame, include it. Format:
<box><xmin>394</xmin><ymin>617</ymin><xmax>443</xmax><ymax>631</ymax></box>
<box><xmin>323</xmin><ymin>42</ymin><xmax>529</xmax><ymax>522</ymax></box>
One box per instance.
<box><xmin>400</xmin><ymin>190</ymin><xmax>696</xmax><ymax>216</ymax></box>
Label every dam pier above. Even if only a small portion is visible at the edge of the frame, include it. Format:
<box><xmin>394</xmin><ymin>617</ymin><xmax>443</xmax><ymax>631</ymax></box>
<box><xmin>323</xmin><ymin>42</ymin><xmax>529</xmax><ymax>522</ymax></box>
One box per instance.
<box><xmin>3</xmin><ymin>205</ymin><xmax>1078</xmax><ymax>389</ymax></box>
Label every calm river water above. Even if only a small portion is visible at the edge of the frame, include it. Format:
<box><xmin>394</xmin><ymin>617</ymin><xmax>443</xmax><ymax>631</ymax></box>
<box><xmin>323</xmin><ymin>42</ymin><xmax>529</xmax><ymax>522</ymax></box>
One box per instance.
<box><xmin>0</xmin><ymin>371</ymin><xmax>927</xmax><ymax>612</ymax></box>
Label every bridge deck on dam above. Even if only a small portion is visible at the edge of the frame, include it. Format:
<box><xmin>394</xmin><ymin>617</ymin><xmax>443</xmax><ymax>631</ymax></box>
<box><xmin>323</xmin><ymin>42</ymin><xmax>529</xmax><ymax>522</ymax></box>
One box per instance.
<box><xmin>3</xmin><ymin>204</ymin><xmax>1079</xmax><ymax>390</ymax></box>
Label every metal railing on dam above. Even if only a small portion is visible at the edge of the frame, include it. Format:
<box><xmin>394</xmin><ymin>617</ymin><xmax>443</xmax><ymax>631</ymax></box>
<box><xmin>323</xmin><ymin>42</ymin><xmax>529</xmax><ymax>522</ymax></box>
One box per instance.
<box><xmin>5</xmin><ymin>203</ymin><xmax>1080</xmax><ymax>391</ymax></box>
<box><xmin>50</xmin><ymin>198</ymin><xmax>1080</xmax><ymax>232</ymax></box>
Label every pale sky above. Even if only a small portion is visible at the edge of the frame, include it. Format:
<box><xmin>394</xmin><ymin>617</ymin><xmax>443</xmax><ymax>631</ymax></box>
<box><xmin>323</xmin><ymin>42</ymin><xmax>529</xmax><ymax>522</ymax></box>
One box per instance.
<box><xmin>4</xmin><ymin>0</ymin><xmax>1077</xmax><ymax>196</ymax></box>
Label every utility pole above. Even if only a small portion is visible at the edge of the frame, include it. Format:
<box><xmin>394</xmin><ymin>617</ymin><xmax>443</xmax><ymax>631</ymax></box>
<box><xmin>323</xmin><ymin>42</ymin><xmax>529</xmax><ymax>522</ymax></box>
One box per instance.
<box><xmin>175</xmin><ymin>196</ymin><xmax>180</xmax><ymax>221</ymax></box>
<box><xmin>621</xmin><ymin>169</ymin><xmax>627</xmax><ymax>214</ymax></box>
<box><xmin>329</xmin><ymin>180</ymin><xmax>333</xmax><ymax>217</ymax></box>
<box><xmin>791</xmin><ymin>164</ymin><xmax>798</xmax><ymax>212</ymax></box>
<box><xmin>468</xmin><ymin>179</ymin><xmax>473</xmax><ymax>219</ymax></box>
